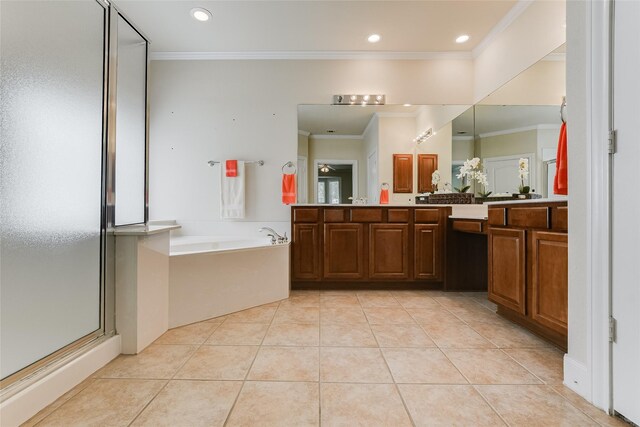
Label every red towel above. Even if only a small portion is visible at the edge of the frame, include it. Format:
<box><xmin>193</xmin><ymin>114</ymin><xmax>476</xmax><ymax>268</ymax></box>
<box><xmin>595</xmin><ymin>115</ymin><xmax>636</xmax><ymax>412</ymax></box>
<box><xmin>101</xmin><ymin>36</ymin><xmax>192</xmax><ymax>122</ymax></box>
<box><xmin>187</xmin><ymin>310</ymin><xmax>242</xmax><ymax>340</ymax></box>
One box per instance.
<box><xmin>225</xmin><ymin>160</ymin><xmax>238</xmax><ymax>177</ymax></box>
<box><xmin>379</xmin><ymin>188</ymin><xmax>389</xmax><ymax>204</ymax></box>
<box><xmin>554</xmin><ymin>122</ymin><xmax>568</xmax><ymax>195</ymax></box>
<box><xmin>282</xmin><ymin>173</ymin><xmax>296</xmax><ymax>205</ymax></box>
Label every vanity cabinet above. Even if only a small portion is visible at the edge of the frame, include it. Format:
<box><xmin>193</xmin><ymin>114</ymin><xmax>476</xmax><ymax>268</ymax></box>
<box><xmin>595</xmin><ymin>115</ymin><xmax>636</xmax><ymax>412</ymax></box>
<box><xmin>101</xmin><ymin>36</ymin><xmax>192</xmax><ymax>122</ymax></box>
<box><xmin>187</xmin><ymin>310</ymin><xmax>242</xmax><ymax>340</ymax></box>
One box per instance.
<box><xmin>417</xmin><ymin>154</ymin><xmax>438</xmax><ymax>193</ymax></box>
<box><xmin>291</xmin><ymin>206</ymin><xmax>446</xmax><ymax>285</ymax></box>
<box><xmin>487</xmin><ymin>201</ymin><xmax>568</xmax><ymax>349</ymax></box>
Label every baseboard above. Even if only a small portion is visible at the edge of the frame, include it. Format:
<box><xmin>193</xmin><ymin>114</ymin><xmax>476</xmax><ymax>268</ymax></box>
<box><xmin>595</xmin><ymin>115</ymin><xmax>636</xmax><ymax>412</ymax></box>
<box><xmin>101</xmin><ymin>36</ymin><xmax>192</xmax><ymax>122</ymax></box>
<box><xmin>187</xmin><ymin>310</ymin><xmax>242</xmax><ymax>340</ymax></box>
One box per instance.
<box><xmin>0</xmin><ymin>335</ymin><xmax>121</xmax><ymax>427</ymax></box>
<box><xmin>563</xmin><ymin>354</ymin><xmax>590</xmax><ymax>399</ymax></box>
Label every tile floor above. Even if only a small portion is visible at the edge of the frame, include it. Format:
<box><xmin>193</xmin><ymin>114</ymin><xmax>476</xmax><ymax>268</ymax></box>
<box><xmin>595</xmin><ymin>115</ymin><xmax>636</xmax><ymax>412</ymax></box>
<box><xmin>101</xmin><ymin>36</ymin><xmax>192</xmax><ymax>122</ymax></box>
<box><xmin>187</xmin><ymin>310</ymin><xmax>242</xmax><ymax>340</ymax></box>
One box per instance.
<box><xmin>26</xmin><ymin>290</ymin><xmax>629</xmax><ymax>427</ymax></box>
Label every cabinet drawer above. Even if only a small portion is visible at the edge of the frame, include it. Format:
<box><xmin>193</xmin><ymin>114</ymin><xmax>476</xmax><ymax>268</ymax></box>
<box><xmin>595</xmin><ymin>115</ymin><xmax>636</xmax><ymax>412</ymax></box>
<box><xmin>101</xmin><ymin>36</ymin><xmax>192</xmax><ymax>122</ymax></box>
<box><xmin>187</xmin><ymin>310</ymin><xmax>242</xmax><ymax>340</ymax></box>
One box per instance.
<box><xmin>414</xmin><ymin>209</ymin><xmax>440</xmax><ymax>223</ymax></box>
<box><xmin>324</xmin><ymin>209</ymin><xmax>346</xmax><ymax>223</ymax></box>
<box><xmin>388</xmin><ymin>209</ymin><xmax>409</xmax><ymax>223</ymax></box>
<box><xmin>293</xmin><ymin>208</ymin><xmax>319</xmax><ymax>223</ymax></box>
<box><xmin>350</xmin><ymin>208</ymin><xmax>383</xmax><ymax>222</ymax></box>
<box><xmin>488</xmin><ymin>208</ymin><xmax>506</xmax><ymax>226</ymax></box>
<box><xmin>552</xmin><ymin>206</ymin><xmax>568</xmax><ymax>231</ymax></box>
<box><xmin>452</xmin><ymin>220</ymin><xmax>484</xmax><ymax>234</ymax></box>
<box><xmin>508</xmin><ymin>207</ymin><xmax>549</xmax><ymax>229</ymax></box>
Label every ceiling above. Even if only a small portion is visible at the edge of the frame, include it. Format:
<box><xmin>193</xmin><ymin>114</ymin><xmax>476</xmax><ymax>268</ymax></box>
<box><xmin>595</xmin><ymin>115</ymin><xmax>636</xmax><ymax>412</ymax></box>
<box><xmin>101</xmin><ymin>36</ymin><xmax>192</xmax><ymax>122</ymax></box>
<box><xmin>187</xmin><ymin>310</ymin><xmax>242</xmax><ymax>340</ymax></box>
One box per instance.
<box><xmin>298</xmin><ymin>104</ymin><xmax>421</xmax><ymax>136</ymax></box>
<box><xmin>116</xmin><ymin>1</ymin><xmax>517</xmax><ymax>53</ymax></box>
<box><xmin>453</xmin><ymin>105</ymin><xmax>561</xmax><ymax>137</ymax></box>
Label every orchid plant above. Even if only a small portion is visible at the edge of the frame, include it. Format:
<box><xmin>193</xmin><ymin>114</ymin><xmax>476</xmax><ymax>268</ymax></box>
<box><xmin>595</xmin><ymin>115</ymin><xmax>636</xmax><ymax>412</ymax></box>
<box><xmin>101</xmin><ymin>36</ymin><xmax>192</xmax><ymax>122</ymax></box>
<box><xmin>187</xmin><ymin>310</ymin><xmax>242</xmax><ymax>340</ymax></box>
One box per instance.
<box><xmin>455</xmin><ymin>157</ymin><xmax>491</xmax><ymax>196</ymax></box>
<box><xmin>518</xmin><ymin>158</ymin><xmax>530</xmax><ymax>194</ymax></box>
<box><xmin>431</xmin><ymin>170</ymin><xmax>441</xmax><ymax>191</ymax></box>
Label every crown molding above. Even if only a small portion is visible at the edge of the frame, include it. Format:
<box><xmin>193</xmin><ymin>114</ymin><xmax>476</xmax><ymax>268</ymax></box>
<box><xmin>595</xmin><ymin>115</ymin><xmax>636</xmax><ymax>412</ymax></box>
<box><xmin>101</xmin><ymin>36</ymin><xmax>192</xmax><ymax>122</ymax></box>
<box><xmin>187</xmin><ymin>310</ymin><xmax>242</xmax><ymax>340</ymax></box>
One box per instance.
<box><xmin>453</xmin><ymin>135</ymin><xmax>475</xmax><ymax>141</ymax></box>
<box><xmin>375</xmin><ymin>111</ymin><xmax>420</xmax><ymax>118</ymax></box>
<box><xmin>149</xmin><ymin>50</ymin><xmax>473</xmax><ymax>61</ymax></box>
<box><xmin>310</xmin><ymin>134</ymin><xmax>363</xmax><ymax>140</ymax></box>
<box><xmin>472</xmin><ymin>0</ymin><xmax>534</xmax><ymax>59</ymax></box>
<box><xmin>298</xmin><ymin>130</ymin><xmax>310</xmax><ymax>137</ymax></box>
<box><xmin>478</xmin><ymin>123</ymin><xmax>561</xmax><ymax>139</ymax></box>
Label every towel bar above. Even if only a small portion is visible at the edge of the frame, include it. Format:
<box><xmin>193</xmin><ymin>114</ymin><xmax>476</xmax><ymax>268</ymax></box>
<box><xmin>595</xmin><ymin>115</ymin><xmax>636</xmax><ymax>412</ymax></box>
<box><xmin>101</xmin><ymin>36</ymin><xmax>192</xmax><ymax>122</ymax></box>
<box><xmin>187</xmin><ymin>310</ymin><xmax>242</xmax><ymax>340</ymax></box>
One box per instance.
<box><xmin>207</xmin><ymin>160</ymin><xmax>264</xmax><ymax>167</ymax></box>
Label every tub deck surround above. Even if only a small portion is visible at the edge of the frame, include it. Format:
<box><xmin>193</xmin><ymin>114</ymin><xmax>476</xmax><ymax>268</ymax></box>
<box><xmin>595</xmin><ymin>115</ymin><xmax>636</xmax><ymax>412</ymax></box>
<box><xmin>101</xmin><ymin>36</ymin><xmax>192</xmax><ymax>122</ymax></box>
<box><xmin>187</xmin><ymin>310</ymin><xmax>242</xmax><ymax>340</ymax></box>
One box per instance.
<box><xmin>168</xmin><ymin>237</ymin><xmax>290</xmax><ymax>328</ymax></box>
<box><xmin>115</xmin><ymin>224</ymin><xmax>180</xmax><ymax>355</ymax></box>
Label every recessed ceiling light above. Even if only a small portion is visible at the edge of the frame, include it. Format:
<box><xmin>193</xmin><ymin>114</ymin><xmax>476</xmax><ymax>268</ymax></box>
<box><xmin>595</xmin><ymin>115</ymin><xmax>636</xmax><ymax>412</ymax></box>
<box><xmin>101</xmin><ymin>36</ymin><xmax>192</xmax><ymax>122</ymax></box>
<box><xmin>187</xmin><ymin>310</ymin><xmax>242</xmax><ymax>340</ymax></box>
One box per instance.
<box><xmin>455</xmin><ymin>34</ymin><xmax>470</xmax><ymax>44</ymax></box>
<box><xmin>403</xmin><ymin>104</ymin><xmax>412</xmax><ymax>107</ymax></box>
<box><xmin>368</xmin><ymin>34</ymin><xmax>381</xmax><ymax>43</ymax></box>
<box><xmin>190</xmin><ymin>8</ymin><xmax>212</xmax><ymax>22</ymax></box>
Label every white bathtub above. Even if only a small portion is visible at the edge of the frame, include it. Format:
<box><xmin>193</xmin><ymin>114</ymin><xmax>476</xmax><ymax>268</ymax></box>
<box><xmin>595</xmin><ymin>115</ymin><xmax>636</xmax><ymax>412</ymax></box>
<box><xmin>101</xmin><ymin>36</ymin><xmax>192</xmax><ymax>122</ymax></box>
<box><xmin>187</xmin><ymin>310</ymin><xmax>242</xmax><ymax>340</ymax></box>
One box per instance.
<box><xmin>168</xmin><ymin>236</ymin><xmax>290</xmax><ymax>328</ymax></box>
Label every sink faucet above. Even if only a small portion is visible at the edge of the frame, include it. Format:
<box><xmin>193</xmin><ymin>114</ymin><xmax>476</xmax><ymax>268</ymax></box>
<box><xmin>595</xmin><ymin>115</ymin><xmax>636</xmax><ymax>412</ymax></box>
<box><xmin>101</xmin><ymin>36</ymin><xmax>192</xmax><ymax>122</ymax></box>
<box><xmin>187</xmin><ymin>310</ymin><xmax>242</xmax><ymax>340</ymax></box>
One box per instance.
<box><xmin>259</xmin><ymin>227</ymin><xmax>288</xmax><ymax>244</ymax></box>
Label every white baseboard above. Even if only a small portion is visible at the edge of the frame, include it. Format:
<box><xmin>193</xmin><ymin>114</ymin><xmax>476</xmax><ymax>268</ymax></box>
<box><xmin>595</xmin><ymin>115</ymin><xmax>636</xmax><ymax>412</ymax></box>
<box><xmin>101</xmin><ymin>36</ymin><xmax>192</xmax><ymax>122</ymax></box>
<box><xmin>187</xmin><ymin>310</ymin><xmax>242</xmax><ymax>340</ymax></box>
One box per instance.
<box><xmin>0</xmin><ymin>335</ymin><xmax>121</xmax><ymax>427</ymax></box>
<box><xmin>564</xmin><ymin>354</ymin><xmax>591</xmax><ymax>399</ymax></box>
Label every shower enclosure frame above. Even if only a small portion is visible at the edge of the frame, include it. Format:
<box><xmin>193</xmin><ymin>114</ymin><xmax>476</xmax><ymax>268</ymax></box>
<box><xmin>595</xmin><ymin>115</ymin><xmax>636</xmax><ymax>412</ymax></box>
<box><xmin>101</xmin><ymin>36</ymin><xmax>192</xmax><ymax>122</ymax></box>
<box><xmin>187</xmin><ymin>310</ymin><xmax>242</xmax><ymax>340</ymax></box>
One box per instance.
<box><xmin>0</xmin><ymin>0</ymin><xmax>150</xmax><ymax>396</ymax></box>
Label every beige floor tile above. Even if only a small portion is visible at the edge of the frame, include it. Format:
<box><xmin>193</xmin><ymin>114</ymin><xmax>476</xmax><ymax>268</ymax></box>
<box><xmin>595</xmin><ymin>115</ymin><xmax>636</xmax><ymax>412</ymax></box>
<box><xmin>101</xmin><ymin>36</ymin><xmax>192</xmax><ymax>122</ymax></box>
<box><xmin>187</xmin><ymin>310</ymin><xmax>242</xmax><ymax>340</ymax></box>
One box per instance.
<box><xmin>263</xmin><ymin>322</ymin><xmax>319</xmax><ymax>346</ymax></box>
<box><xmin>434</xmin><ymin>296</ymin><xmax>486</xmax><ymax>310</ymax></box>
<box><xmin>175</xmin><ymin>345</ymin><xmax>258</xmax><ymax>380</ymax></box>
<box><xmin>382</xmin><ymin>348</ymin><xmax>467</xmax><ymax>384</ymax></box>
<box><xmin>204</xmin><ymin>315</ymin><xmax>227</xmax><ymax>323</ymax></box>
<box><xmin>446</xmin><ymin>305</ymin><xmax>506</xmax><ymax>324</ymax></box>
<box><xmin>320</xmin><ymin>347</ymin><xmax>393</xmax><ymax>383</ymax></box>
<box><xmin>23</xmin><ymin>378</ymin><xmax>97</xmax><ymax>427</ymax></box>
<box><xmin>398</xmin><ymin>384</ymin><xmax>506</xmax><ymax>426</ymax></box>
<box><xmin>363</xmin><ymin>307</ymin><xmax>415</xmax><ymax>324</ymax></box>
<box><xmin>321</xmin><ymin>323</ymin><xmax>377</xmax><ymax>347</ymax></box>
<box><xmin>551</xmin><ymin>385</ymin><xmax>630</xmax><ymax>426</ymax></box>
<box><xmin>273</xmin><ymin>305</ymin><xmax>320</xmax><ymax>323</ymax></box>
<box><xmin>422</xmin><ymin>323</ymin><xmax>496</xmax><ymax>349</ymax></box>
<box><xmin>473</xmin><ymin>297</ymin><xmax>498</xmax><ymax>311</ymax></box>
<box><xmin>357</xmin><ymin>291</ymin><xmax>401</xmax><ymax>307</ymax></box>
<box><xmin>320</xmin><ymin>294</ymin><xmax>361</xmax><ymax>307</ymax></box>
<box><xmin>321</xmin><ymin>383</ymin><xmax>412</xmax><ymax>427</ymax></box>
<box><xmin>476</xmin><ymin>385</ymin><xmax>598</xmax><ymax>426</ymax></box>
<box><xmin>247</xmin><ymin>346</ymin><xmax>319</xmax><ymax>381</ymax></box>
<box><xmin>320</xmin><ymin>307</ymin><xmax>368</xmax><ymax>324</ymax></box>
<box><xmin>153</xmin><ymin>322</ymin><xmax>219</xmax><ymax>345</ymax></box>
<box><xmin>470</xmin><ymin>322</ymin><xmax>552</xmax><ymax>348</ymax></box>
<box><xmin>281</xmin><ymin>291</ymin><xmax>320</xmax><ymax>307</ymax></box>
<box><xmin>226</xmin><ymin>381</ymin><xmax>319</xmax><ymax>426</ymax></box>
<box><xmin>505</xmin><ymin>347</ymin><xmax>565</xmax><ymax>384</ymax></box>
<box><xmin>443</xmin><ymin>349</ymin><xmax>542</xmax><ymax>384</ymax></box>
<box><xmin>371</xmin><ymin>323</ymin><xmax>436</xmax><ymax>348</ymax></box>
<box><xmin>204</xmin><ymin>322</ymin><xmax>269</xmax><ymax>345</ymax></box>
<box><xmin>224</xmin><ymin>305</ymin><xmax>278</xmax><ymax>323</ymax></box>
<box><xmin>131</xmin><ymin>380</ymin><xmax>242</xmax><ymax>426</ymax></box>
<box><xmin>406</xmin><ymin>306</ymin><xmax>465</xmax><ymax>325</ymax></box>
<box><xmin>37</xmin><ymin>379</ymin><xmax>164</xmax><ymax>427</ymax></box>
<box><xmin>394</xmin><ymin>294</ymin><xmax>441</xmax><ymax>309</ymax></box>
<box><xmin>96</xmin><ymin>345</ymin><xmax>197</xmax><ymax>379</ymax></box>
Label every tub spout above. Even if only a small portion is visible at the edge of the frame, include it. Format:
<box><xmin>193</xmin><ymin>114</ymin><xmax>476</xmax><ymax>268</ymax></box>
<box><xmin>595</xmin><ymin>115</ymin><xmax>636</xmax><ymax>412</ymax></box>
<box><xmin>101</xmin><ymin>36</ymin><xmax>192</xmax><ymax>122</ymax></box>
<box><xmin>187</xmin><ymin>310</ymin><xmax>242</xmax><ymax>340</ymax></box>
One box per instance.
<box><xmin>259</xmin><ymin>227</ymin><xmax>288</xmax><ymax>244</ymax></box>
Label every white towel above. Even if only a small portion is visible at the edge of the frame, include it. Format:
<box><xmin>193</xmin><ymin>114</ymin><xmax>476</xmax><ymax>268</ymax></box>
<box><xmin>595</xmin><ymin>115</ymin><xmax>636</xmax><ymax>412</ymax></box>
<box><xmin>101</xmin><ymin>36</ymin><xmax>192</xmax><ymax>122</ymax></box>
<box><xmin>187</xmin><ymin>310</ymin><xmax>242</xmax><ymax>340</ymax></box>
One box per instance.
<box><xmin>220</xmin><ymin>161</ymin><xmax>245</xmax><ymax>219</ymax></box>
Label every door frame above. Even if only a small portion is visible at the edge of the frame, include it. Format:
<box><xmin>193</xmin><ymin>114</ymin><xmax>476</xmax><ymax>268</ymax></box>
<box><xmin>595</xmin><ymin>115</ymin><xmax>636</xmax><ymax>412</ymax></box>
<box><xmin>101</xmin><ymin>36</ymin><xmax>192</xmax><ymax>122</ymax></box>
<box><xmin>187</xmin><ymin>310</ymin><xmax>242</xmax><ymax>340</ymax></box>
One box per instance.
<box><xmin>313</xmin><ymin>159</ymin><xmax>358</xmax><ymax>203</ymax></box>
<box><xmin>483</xmin><ymin>153</ymin><xmax>536</xmax><ymax>194</ymax></box>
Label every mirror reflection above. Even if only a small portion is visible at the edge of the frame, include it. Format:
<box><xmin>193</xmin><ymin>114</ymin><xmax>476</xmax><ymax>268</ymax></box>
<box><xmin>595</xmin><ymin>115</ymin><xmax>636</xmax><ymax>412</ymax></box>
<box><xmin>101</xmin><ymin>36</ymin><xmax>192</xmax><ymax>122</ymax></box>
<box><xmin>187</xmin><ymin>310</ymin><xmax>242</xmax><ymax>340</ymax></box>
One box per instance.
<box><xmin>296</xmin><ymin>45</ymin><xmax>565</xmax><ymax>204</ymax></box>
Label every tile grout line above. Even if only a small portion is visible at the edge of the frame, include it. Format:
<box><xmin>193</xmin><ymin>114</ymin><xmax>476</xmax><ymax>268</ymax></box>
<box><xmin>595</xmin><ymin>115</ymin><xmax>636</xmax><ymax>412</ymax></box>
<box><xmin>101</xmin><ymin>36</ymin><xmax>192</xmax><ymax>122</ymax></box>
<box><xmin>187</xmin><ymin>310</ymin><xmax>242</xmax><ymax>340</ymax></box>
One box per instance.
<box><xmin>547</xmin><ymin>384</ymin><xmax>612</xmax><ymax>426</ymax></box>
<box><xmin>223</xmin><ymin>299</ymin><xmax>281</xmax><ymax>427</ymax></box>
<box><xmin>364</xmin><ymin>291</ymin><xmax>417</xmax><ymax>427</ymax></box>
<box><xmin>127</xmin><ymin>317</ymin><xmax>225</xmax><ymax>426</ymax></box>
<box><xmin>471</xmin><ymin>384</ymin><xmax>513</xmax><ymax>427</ymax></box>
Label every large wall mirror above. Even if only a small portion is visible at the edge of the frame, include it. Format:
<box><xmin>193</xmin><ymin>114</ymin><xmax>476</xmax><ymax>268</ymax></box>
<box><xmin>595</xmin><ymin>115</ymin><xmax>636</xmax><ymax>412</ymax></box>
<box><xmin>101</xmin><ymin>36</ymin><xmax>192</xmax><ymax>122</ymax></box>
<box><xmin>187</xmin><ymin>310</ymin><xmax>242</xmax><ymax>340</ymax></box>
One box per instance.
<box><xmin>296</xmin><ymin>44</ymin><xmax>565</xmax><ymax>204</ymax></box>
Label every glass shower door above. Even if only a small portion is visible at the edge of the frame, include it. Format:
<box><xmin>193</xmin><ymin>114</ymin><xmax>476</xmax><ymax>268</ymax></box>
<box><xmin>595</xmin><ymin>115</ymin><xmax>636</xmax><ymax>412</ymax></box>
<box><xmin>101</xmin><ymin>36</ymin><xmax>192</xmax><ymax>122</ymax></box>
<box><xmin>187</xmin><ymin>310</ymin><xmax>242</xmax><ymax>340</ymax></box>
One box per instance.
<box><xmin>0</xmin><ymin>0</ymin><xmax>107</xmax><ymax>381</ymax></box>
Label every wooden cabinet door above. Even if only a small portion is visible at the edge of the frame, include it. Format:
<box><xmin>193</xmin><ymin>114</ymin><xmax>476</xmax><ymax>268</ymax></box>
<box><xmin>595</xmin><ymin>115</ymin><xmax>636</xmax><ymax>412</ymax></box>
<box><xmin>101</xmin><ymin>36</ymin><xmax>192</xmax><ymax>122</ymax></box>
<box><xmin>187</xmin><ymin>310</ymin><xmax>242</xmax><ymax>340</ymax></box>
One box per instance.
<box><xmin>292</xmin><ymin>224</ymin><xmax>320</xmax><ymax>280</ymax></box>
<box><xmin>530</xmin><ymin>231</ymin><xmax>568</xmax><ymax>335</ymax></box>
<box><xmin>369</xmin><ymin>224</ymin><xmax>409</xmax><ymax>279</ymax></box>
<box><xmin>417</xmin><ymin>154</ymin><xmax>438</xmax><ymax>193</ymax></box>
<box><xmin>488</xmin><ymin>228</ymin><xmax>526</xmax><ymax>314</ymax></box>
<box><xmin>393</xmin><ymin>154</ymin><xmax>413</xmax><ymax>193</ymax></box>
<box><xmin>323</xmin><ymin>223</ymin><xmax>365</xmax><ymax>279</ymax></box>
<box><xmin>414</xmin><ymin>224</ymin><xmax>442</xmax><ymax>280</ymax></box>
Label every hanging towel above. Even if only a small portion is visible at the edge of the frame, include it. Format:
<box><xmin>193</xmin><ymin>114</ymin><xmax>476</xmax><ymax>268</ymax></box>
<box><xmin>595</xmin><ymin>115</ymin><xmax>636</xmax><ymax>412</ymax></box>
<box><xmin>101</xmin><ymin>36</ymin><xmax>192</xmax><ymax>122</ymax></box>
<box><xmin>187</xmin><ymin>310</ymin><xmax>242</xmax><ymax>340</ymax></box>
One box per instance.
<box><xmin>220</xmin><ymin>161</ymin><xmax>245</xmax><ymax>219</ymax></box>
<box><xmin>554</xmin><ymin>122</ymin><xmax>568</xmax><ymax>195</ymax></box>
<box><xmin>225</xmin><ymin>160</ymin><xmax>238</xmax><ymax>177</ymax></box>
<box><xmin>379</xmin><ymin>188</ymin><xmax>389</xmax><ymax>204</ymax></box>
<box><xmin>282</xmin><ymin>173</ymin><xmax>296</xmax><ymax>205</ymax></box>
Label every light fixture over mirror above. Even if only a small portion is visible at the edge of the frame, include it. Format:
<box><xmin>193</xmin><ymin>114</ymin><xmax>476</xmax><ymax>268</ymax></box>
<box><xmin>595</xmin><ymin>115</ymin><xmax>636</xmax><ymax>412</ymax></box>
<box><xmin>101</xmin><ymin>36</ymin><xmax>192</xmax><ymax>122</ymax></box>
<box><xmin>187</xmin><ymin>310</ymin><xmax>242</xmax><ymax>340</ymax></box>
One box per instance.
<box><xmin>333</xmin><ymin>94</ymin><xmax>385</xmax><ymax>105</ymax></box>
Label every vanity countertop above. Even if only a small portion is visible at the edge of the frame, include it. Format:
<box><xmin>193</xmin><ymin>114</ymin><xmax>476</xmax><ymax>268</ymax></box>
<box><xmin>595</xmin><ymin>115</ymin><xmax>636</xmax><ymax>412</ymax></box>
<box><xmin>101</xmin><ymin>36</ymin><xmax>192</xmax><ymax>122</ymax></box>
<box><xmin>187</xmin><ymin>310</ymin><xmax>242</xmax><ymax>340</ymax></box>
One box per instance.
<box><xmin>292</xmin><ymin>203</ymin><xmax>489</xmax><ymax>220</ymax></box>
<box><xmin>484</xmin><ymin>196</ymin><xmax>568</xmax><ymax>206</ymax></box>
<box><xmin>114</xmin><ymin>224</ymin><xmax>182</xmax><ymax>236</ymax></box>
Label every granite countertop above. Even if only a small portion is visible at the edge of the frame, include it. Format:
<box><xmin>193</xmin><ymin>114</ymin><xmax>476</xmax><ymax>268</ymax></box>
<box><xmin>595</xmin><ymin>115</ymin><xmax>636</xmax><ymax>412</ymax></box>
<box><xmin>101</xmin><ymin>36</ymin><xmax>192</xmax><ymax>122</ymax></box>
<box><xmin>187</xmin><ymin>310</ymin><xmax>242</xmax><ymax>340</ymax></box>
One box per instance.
<box><xmin>484</xmin><ymin>196</ymin><xmax>568</xmax><ymax>206</ymax></box>
<box><xmin>113</xmin><ymin>224</ymin><xmax>182</xmax><ymax>236</ymax></box>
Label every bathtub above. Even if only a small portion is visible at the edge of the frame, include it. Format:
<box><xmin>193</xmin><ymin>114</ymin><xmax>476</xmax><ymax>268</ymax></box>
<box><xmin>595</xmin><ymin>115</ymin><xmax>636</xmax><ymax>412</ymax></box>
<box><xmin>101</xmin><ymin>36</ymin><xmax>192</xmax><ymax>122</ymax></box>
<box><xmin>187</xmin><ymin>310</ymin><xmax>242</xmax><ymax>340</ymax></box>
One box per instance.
<box><xmin>168</xmin><ymin>236</ymin><xmax>290</xmax><ymax>328</ymax></box>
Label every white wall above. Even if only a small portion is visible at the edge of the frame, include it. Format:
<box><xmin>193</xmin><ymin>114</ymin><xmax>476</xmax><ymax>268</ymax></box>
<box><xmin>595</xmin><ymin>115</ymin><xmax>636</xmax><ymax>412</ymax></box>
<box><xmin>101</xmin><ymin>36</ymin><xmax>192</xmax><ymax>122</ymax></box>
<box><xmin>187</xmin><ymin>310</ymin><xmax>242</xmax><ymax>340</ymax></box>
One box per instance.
<box><xmin>474</xmin><ymin>0</ymin><xmax>566</xmax><ymax>103</ymax></box>
<box><xmin>148</xmin><ymin>59</ymin><xmax>474</xmax><ymax>236</ymax></box>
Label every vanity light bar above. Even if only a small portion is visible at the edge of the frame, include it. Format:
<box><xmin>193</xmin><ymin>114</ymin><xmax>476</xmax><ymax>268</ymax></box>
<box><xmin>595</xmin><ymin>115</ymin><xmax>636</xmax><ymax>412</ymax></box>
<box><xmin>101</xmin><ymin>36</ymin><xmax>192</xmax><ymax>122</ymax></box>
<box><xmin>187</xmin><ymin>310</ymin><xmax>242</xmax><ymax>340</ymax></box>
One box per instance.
<box><xmin>414</xmin><ymin>128</ymin><xmax>433</xmax><ymax>144</ymax></box>
<box><xmin>333</xmin><ymin>94</ymin><xmax>386</xmax><ymax>105</ymax></box>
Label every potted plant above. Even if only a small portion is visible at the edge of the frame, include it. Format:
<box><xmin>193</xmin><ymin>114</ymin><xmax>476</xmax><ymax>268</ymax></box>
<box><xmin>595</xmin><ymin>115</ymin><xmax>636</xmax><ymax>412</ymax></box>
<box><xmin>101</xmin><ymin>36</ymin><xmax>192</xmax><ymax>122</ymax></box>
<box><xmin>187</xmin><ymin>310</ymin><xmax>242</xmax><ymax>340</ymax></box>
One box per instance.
<box><xmin>518</xmin><ymin>158</ymin><xmax>530</xmax><ymax>194</ymax></box>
